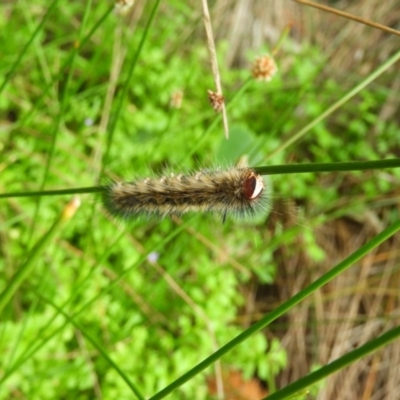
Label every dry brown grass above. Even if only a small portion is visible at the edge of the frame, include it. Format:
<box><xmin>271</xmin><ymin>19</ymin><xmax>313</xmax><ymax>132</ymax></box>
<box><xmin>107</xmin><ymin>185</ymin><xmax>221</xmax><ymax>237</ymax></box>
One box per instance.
<box><xmin>269</xmin><ymin>206</ymin><xmax>400</xmax><ymax>399</ymax></box>
<box><xmin>211</xmin><ymin>0</ymin><xmax>400</xmax><ymax>72</ymax></box>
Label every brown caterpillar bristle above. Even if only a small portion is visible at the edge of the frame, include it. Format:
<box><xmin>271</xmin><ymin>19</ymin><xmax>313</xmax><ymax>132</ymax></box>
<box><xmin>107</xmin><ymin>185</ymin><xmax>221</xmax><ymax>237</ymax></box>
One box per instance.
<box><xmin>103</xmin><ymin>167</ymin><xmax>269</xmax><ymax>221</ymax></box>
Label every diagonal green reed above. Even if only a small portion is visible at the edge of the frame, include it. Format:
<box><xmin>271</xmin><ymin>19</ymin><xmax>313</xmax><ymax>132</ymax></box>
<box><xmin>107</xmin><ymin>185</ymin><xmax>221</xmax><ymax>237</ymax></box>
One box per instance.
<box><xmin>0</xmin><ymin>0</ymin><xmax>60</xmax><ymax>95</ymax></box>
<box><xmin>264</xmin><ymin>324</ymin><xmax>400</xmax><ymax>399</ymax></box>
<box><xmin>17</xmin><ymin>4</ymin><xmax>114</xmax><ymax>128</ymax></box>
<box><xmin>148</xmin><ymin>218</ymin><xmax>400</xmax><ymax>399</ymax></box>
<box><xmin>0</xmin><ymin>198</ymin><xmax>79</xmax><ymax>315</ymax></box>
<box><xmin>267</xmin><ymin>48</ymin><xmax>400</xmax><ymax>157</ymax></box>
<box><xmin>101</xmin><ymin>0</ymin><xmax>162</xmax><ymax>173</ymax></box>
<box><xmin>27</xmin><ymin>0</ymin><xmax>95</xmax><ymax>246</ymax></box>
<box><xmin>37</xmin><ymin>294</ymin><xmax>145</xmax><ymax>400</ymax></box>
<box><xmin>0</xmin><ymin>222</ymin><xmax>188</xmax><ymax>387</ymax></box>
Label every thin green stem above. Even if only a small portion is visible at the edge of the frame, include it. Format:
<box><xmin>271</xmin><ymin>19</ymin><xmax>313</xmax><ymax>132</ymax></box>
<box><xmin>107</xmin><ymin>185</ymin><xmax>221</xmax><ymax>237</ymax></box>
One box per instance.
<box><xmin>28</xmin><ymin>0</ymin><xmax>94</xmax><ymax>245</ymax></box>
<box><xmin>179</xmin><ymin>77</ymin><xmax>253</xmax><ymax>164</ymax></box>
<box><xmin>17</xmin><ymin>5</ymin><xmax>114</xmax><ymax>128</ymax></box>
<box><xmin>253</xmin><ymin>158</ymin><xmax>400</xmax><ymax>175</ymax></box>
<box><xmin>37</xmin><ymin>294</ymin><xmax>145</xmax><ymax>400</ymax></box>
<box><xmin>268</xmin><ymin>48</ymin><xmax>400</xmax><ymax>157</ymax></box>
<box><xmin>42</xmin><ymin>0</ymin><xmax>93</xmax><ymax>167</ymax></box>
<box><xmin>0</xmin><ymin>230</ymin><xmax>127</xmax><ymax>384</ymax></box>
<box><xmin>101</xmin><ymin>0</ymin><xmax>162</xmax><ymax>173</ymax></box>
<box><xmin>0</xmin><ymin>223</ymin><xmax>188</xmax><ymax>386</ymax></box>
<box><xmin>0</xmin><ymin>187</ymin><xmax>104</xmax><ymax>199</ymax></box>
<box><xmin>1</xmin><ymin>158</ymin><xmax>399</xmax><ymax>199</ymax></box>
<box><xmin>0</xmin><ymin>0</ymin><xmax>60</xmax><ymax>95</ymax></box>
<box><xmin>264</xmin><ymin>324</ymin><xmax>400</xmax><ymax>400</ymax></box>
<box><xmin>148</xmin><ymin>218</ymin><xmax>400</xmax><ymax>399</ymax></box>
<box><xmin>0</xmin><ymin>199</ymin><xmax>78</xmax><ymax>315</ymax></box>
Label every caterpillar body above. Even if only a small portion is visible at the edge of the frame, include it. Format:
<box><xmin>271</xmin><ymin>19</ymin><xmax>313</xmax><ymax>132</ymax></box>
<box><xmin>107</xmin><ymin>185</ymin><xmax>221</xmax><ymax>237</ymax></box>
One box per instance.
<box><xmin>103</xmin><ymin>167</ymin><xmax>268</xmax><ymax>221</ymax></box>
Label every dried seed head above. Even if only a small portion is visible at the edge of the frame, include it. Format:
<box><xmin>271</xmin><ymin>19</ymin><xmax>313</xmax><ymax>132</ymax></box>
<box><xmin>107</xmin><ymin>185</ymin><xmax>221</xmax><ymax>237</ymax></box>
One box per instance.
<box><xmin>252</xmin><ymin>55</ymin><xmax>278</xmax><ymax>81</ymax></box>
<box><xmin>207</xmin><ymin>90</ymin><xmax>224</xmax><ymax>112</ymax></box>
<box><xmin>115</xmin><ymin>0</ymin><xmax>135</xmax><ymax>15</ymax></box>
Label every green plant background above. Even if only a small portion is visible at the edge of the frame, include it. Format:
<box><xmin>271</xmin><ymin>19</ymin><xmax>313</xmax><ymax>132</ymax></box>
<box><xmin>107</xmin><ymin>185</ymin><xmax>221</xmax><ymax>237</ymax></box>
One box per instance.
<box><xmin>1</xmin><ymin>1</ymin><xmax>400</xmax><ymax>399</ymax></box>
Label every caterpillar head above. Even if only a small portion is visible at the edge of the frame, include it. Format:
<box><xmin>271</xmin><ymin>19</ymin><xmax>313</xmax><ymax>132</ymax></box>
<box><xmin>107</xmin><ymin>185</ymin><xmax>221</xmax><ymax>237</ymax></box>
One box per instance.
<box><xmin>243</xmin><ymin>171</ymin><xmax>264</xmax><ymax>200</ymax></box>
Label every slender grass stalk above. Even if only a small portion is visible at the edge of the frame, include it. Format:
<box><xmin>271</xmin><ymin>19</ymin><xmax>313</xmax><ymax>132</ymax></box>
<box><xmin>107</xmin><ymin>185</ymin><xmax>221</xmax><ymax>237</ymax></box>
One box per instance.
<box><xmin>27</xmin><ymin>0</ymin><xmax>94</xmax><ymax>246</ymax></box>
<box><xmin>148</xmin><ymin>218</ymin><xmax>400</xmax><ymax>399</ymax></box>
<box><xmin>180</xmin><ymin>77</ymin><xmax>253</xmax><ymax>163</ymax></box>
<box><xmin>267</xmin><ymin>48</ymin><xmax>400</xmax><ymax>158</ymax></box>
<box><xmin>0</xmin><ymin>159</ymin><xmax>399</xmax><ymax>199</ymax></box>
<box><xmin>250</xmin><ymin>74</ymin><xmax>326</xmax><ymax>161</ymax></box>
<box><xmin>101</xmin><ymin>0</ymin><xmax>162</xmax><ymax>172</ymax></box>
<box><xmin>0</xmin><ymin>198</ymin><xmax>80</xmax><ymax>315</ymax></box>
<box><xmin>0</xmin><ymin>186</ymin><xmax>104</xmax><ymax>199</ymax></box>
<box><xmin>253</xmin><ymin>158</ymin><xmax>400</xmax><ymax>175</ymax></box>
<box><xmin>293</xmin><ymin>0</ymin><xmax>400</xmax><ymax>37</ymax></box>
<box><xmin>37</xmin><ymin>294</ymin><xmax>145</xmax><ymax>400</ymax></box>
<box><xmin>0</xmin><ymin>229</ymin><xmax>128</xmax><ymax>384</ymax></box>
<box><xmin>264</xmin><ymin>324</ymin><xmax>400</xmax><ymax>400</ymax></box>
<box><xmin>200</xmin><ymin>0</ymin><xmax>229</xmax><ymax>139</ymax></box>
<box><xmin>0</xmin><ymin>222</ymin><xmax>188</xmax><ymax>386</ymax></box>
<box><xmin>0</xmin><ymin>0</ymin><xmax>60</xmax><ymax>95</ymax></box>
<box><xmin>17</xmin><ymin>5</ymin><xmax>114</xmax><ymax>128</ymax></box>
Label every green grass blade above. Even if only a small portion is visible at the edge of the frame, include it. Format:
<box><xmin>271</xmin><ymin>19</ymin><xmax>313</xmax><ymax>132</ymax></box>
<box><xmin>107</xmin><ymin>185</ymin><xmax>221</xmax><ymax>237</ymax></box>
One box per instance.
<box><xmin>0</xmin><ymin>0</ymin><xmax>60</xmax><ymax>95</ymax></box>
<box><xmin>264</xmin><ymin>325</ymin><xmax>400</xmax><ymax>400</ymax></box>
<box><xmin>28</xmin><ymin>0</ymin><xmax>94</xmax><ymax>245</ymax></box>
<box><xmin>0</xmin><ymin>222</ymin><xmax>188</xmax><ymax>386</ymax></box>
<box><xmin>254</xmin><ymin>158</ymin><xmax>400</xmax><ymax>175</ymax></box>
<box><xmin>37</xmin><ymin>294</ymin><xmax>145</xmax><ymax>400</ymax></box>
<box><xmin>0</xmin><ymin>230</ymin><xmax>128</xmax><ymax>385</ymax></box>
<box><xmin>268</xmin><ymin>48</ymin><xmax>400</xmax><ymax>157</ymax></box>
<box><xmin>17</xmin><ymin>5</ymin><xmax>114</xmax><ymax>128</ymax></box>
<box><xmin>148</xmin><ymin>218</ymin><xmax>400</xmax><ymax>400</ymax></box>
<box><xmin>0</xmin><ymin>186</ymin><xmax>104</xmax><ymax>199</ymax></box>
<box><xmin>0</xmin><ymin>158</ymin><xmax>399</xmax><ymax>199</ymax></box>
<box><xmin>0</xmin><ymin>198</ymin><xmax>79</xmax><ymax>315</ymax></box>
<box><xmin>101</xmin><ymin>0</ymin><xmax>162</xmax><ymax>171</ymax></box>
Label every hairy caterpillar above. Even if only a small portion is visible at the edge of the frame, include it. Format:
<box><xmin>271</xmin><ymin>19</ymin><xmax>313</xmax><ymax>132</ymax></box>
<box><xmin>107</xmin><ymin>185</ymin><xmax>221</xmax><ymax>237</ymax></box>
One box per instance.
<box><xmin>103</xmin><ymin>167</ymin><xmax>269</xmax><ymax>221</ymax></box>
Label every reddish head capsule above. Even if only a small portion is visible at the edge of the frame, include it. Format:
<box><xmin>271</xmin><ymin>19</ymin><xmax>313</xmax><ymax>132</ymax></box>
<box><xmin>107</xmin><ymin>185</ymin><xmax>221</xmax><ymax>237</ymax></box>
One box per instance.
<box><xmin>243</xmin><ymin>172</ymin><xmax>264</xmax><ymax>200</ymax></box>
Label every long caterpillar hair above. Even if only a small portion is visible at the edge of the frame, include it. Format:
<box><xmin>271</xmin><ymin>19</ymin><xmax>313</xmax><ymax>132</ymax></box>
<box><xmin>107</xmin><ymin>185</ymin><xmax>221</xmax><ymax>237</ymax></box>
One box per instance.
<box><xmin>103</xmin><ymin>167</ymin><xmax>270</xmax><ymax>222</ymax></box>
